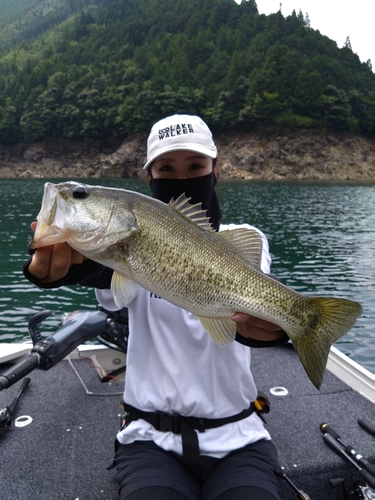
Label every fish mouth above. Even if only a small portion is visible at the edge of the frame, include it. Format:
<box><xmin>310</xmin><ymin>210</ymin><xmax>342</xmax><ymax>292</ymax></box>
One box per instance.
<box><xmin>31</xmin><ymin>222</ymin><xmax>67</xmax><ymax>248</ymax></box>
<box><xmin>31</xmin><ymin>183</ymin><xmax>70</xmax><ymax>248</ymax></box>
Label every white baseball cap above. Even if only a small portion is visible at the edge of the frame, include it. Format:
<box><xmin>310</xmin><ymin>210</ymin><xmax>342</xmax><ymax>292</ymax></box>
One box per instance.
<box><xmin>143</xmin><ymin>114</ymin><xmax>218</xmax><ymax>169</ymax></box>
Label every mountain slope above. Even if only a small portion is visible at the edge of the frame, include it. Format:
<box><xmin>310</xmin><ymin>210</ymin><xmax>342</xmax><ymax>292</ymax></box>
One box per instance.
<box><xmin>0</xmin><ymin>0</ymin><xmax>374</xmax><ymax>146</ymax></box>
<box><xmin>0</xmin><ymin>0</ymin><xmax>116</xmax><ymax>51</ymax></box>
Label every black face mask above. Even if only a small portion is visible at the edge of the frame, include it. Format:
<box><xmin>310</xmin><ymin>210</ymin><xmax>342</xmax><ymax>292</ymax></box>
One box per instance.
<box><xmin>149</xmin><ymin>172</ymin><xmax>222</xmax><ymax>231</ymax></box>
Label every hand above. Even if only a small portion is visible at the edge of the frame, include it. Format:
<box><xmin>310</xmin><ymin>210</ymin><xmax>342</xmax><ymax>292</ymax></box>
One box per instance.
<box><xmin>231</xmin><ymin>312</ymin><xmax>285</xmax><ymax>342</ymax></box>
<box><xmin>28</xmin><ymin>221</ymin><xmax>86</xmax><ymax>283</ymax></box>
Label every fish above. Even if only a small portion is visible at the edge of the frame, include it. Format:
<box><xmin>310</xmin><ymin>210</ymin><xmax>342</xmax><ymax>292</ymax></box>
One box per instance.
<box><xmin>32</xmin><ymin>181</ymin><xmax>363</xmax><ymax>390</ymax></box>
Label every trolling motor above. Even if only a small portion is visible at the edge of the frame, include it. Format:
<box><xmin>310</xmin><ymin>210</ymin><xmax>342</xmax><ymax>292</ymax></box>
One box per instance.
<box><xmin>320</xmin><ymin>423</ymin><xmax>375</xmax><ymax>499</ymax></box>
<box><xmin>0</xmin><ymin>307</ymin><xmax>129</xmax><ymax>392</ymax></box>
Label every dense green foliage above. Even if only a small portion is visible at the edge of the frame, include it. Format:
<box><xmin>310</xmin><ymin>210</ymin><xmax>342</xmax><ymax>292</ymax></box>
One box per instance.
<box><xmin>0</xmin><ymin>0</ymin><xmax>116</xmax><ymax>51</ymax></box>
<box><xmin>0</xmin><ymin>0</ymin><xmax>374</xmax><ymax>144</ymax></box>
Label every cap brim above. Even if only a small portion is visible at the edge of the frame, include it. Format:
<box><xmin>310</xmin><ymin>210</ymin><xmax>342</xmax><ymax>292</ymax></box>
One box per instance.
<box><xmin>143</xmin><ymin>144</ymin><xmax>217</xmax><ymax>169</ymax></box>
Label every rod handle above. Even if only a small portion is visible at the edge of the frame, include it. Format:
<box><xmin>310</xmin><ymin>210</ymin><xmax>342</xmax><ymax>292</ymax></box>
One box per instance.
<box><xmin>358</xmin><ymin>417</ymin><xmax>375</xmax><ymax>436</ymax></box>
<box><xmin>8</xmin><ymin>378</ymin><xmax>31</xmax><ymax>415</ymax></box>
<box><xmin>320</xmin><ymin>422</ymin><xmax>340</xmax><ymax>440</ymax></box>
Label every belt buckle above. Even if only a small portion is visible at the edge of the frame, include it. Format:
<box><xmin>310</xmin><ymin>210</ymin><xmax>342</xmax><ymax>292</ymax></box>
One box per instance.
<box><xmin>158</xmin><ymin>412</ymin><xmax>181</xmax><ymax>434</ymax></box>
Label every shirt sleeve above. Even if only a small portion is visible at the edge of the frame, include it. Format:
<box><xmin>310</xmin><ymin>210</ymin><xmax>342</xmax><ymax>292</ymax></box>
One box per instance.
<box><xmin>235</xmin><ymin>331</ymin><xmax>290</xmax><ymax>348</ymax></box>
<box><xmin>219</xmin><ymin>223</ymin><xmax>271</xmax><ymax>273</ymax></box>
<box><xmin>22</xmin><ymin>255</ymin><xmax>113</xmax><ymax>289</ymax></box>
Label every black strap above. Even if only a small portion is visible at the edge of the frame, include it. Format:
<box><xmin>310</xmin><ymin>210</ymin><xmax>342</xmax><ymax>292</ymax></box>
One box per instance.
<box><xmin>124</xmin><ymin>403</ymin><xmax>255</xmax><ymax>476</ymax></box>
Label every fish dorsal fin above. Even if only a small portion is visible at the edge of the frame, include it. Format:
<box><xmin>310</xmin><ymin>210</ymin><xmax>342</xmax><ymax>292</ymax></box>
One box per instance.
<box><xmin>219</xmin><ymin>228</ymin><xmax>263</xmax><ymax>270</ymax></box>
<box><xmin>198</xmin><ymin>316</ymin><xmax>237</xmax><ymax>346</ymax></box>
<box><xmin>169</xmin><ymin>193</ymin><xmax>214</xmax><ymax>231</ymax></box>
<box><xmin>111</xmin><ymin>271</ymin><xmax>140</xmax><ymax>308</ymax></box>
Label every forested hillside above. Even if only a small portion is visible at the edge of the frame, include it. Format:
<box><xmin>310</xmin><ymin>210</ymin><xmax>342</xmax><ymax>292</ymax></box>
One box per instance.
<box><xmin>0</xmin><ymin>0</ymin><xmax>374</xmax><ymax>146</ymax></box>
<box><xmin>0</xmin><ymin>0</ymin><xmax>116</xmax><ymax>51</ymax></box>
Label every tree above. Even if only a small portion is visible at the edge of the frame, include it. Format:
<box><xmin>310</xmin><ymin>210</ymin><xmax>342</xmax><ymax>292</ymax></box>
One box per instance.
<box><xmin>358</xmin><ymin>90</ymin><xmax>375</xmax><ymax>137</ymax></box>
<box><xmin>319</xmin><ymin>85</ymin><xmax>351</xmax><ymax>130</ymax></box>
<box><xmin>0</xmin><ymin>98</ymin><xmax>20</xmax><ymax>143</ymax></box>
<box><xmin>20</xmin><ymin>109</ymin><xmax>45</xmax><ymax>143</ymax></box>
<box><xmin>304</xmin><ymin>13</ymin><xmax>310</xmax><ymax>28</ymax></box>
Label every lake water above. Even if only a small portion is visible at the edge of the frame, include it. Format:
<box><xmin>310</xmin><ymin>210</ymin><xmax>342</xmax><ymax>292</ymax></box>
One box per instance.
<box><xmin>0</xmin><ymin>178</ymin><xmax>374</xmax><ymax>373</ymax></box>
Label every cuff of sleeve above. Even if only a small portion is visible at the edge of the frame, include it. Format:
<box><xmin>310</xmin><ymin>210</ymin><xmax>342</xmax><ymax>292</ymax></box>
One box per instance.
<box><xmin>22</xmin><ymin>257</ymin><xmax>113</xmax><ymax>290</ymax></box>
<box><xmin>235</xmin><ymin>331</ymin><xmax>290</xmax><ymax>348</ymax></box>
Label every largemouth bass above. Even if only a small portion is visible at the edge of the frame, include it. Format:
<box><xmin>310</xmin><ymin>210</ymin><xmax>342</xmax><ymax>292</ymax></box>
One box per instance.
<box><xmin>32</xmin><ymin>182</ymin><xmax>362</xmax><ymax>389</ymax></box>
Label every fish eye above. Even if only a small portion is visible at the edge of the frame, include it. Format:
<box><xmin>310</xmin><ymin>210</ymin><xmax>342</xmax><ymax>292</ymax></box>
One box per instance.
<box><xmin>72</xmin><ymin>185</ymin><xmax>89</xmax><ymax>199</ymax></box>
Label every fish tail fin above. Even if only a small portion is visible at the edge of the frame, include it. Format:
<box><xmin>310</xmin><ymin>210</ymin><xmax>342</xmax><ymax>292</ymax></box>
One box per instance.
<box><xmin>291</xmin><ymin>297</ymin><xmax>362</xmax><ymax>390</ymax></box>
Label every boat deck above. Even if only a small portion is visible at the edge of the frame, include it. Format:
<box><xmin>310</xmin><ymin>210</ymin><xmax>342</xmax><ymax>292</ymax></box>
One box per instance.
<box><xmin>0</xmin><ymin>343</ymin><xmax>374</xmax><ymax>499</ymax></box>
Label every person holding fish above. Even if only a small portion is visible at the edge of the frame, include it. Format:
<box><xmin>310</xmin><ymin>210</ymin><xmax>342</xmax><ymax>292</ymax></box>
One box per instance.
<box><xmin>23</xmin><ymin>114</ymin><xmax>361</xmax><ymax>500</ymax></box>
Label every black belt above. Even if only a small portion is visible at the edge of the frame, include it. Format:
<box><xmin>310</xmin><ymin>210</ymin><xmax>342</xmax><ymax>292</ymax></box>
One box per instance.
<box><xmin>124</xmin><ymin>403</ymin><xmax>255</xmax><ymax>475</ymax></box>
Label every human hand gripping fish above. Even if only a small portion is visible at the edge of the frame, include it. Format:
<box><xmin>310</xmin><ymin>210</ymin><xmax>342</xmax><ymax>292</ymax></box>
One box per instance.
<box><xmin>29</xmin><ymin>221</ymin><xmax>87</xmax><ymax>283</ymax></box>
<box><xmin>31</xmin><ymin>181</ymin><xmax>363</xmax><ymax>390</ymax></box>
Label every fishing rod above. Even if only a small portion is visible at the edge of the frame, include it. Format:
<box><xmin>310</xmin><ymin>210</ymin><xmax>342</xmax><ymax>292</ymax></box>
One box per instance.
<box><xmin>321</xmin><ymin>424</ymin><xmax>375</xmax><ymax>478</ymax></box>
<box><xmin>0</xmin><ymin>377</ymin><xmax>31</xmax><ymax>436</ymax></box>
<box><xmin>320</xmin><ymin>423</ymin><xmax>375</xmax><ymax>489</ymax></box>
<box><xmin>279</xmin><ymin>467</ymin><xmax>311</xmax><ymax>499</ymax></box>
<box><xmin>358</xmin><ymin>418</ymin><xmax>375</xmax><ymax>437</ymax></box>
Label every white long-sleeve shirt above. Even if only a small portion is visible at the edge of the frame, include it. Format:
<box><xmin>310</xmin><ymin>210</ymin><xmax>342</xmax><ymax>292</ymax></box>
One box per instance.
<box><xmin>96</xmin><ymin>224</ymin><xmax>272</xmax><ymax>458</ymax></box>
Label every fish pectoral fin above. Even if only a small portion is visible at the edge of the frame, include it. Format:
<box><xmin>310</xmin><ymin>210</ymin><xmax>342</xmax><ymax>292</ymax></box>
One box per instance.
<box><xmin>198</xmin><ymin>317</ymin><xmax>237</xmax><ymax>346</ymax></box>
<box><xmin>219</xmin><ymin>228</ymin><xmax>263</xmax><ymax>270</ymax></box>
<box><xmin>110</xmin><ymin>271</ymin><xmax>140</xmax><ymax>309</ymax></box>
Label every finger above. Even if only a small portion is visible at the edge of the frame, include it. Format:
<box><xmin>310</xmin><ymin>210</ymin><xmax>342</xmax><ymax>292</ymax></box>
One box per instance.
<box><xmin>47</xmin><ymin>243</ymin><xmax>74</xmax><ymax>282</ymax></box>
<box><xmin>250</xmin><ymin>317</ymin><xmax>282</xmax><ymax>331</ymax></box>
<box><xmin>28</xmin><ymin>246</ymin><xmax>54</xmax><ymax>280</ymax></box>
<box><xmin>29</xmin><ymin>243</ymin><xmax>73</xmax><ymax>283</ymax></box>
<box><xmin>231</xmin><ymin>313</ymin><xmax>282</xmax><ymax>331</ymax></box>
<box><xmin>236</xmin><ymin>322</ymin><xmax>285</xmax><ymax>341</ymax></box>
<box><xmin>231</xmin><ymin>312</ymin><xmax>252</xmax><ymax>323</ymax></box>
<box><xmin>70</xmin><ymin>249</ymin><xmax>87</xmax><ymax>266</ymax></box>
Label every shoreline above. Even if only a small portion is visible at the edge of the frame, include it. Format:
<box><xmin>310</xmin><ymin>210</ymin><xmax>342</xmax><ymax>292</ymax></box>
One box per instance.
<box><xmin>1</xmin><ymin>129</ymin><xmax>375</xmax><ymax>181</ymax></box>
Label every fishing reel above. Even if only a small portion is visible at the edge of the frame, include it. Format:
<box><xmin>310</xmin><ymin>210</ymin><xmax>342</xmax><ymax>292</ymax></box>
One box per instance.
<box><xmin>329</xmin><ymin>478</ymin><xmax>375</xmax><ymax>500</ymax></box>
<box><xmin>321</xmin><ymin>423</ymin><xmax>375</xmax><ymax>499</ymax></box>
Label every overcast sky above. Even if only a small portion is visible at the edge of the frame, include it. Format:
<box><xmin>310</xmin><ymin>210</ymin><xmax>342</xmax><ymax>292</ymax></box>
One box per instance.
<box><xmin>236</xmin><ymin>0</ymin><xmax>374</xmax><ymax>69</ymax></box>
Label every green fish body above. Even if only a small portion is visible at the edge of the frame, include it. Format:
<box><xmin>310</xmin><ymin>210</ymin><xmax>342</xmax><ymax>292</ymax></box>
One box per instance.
<box><xmin>32</xmin><ymin>182</ymin><xmax>363</xmax><ymax>389</ymax></box>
